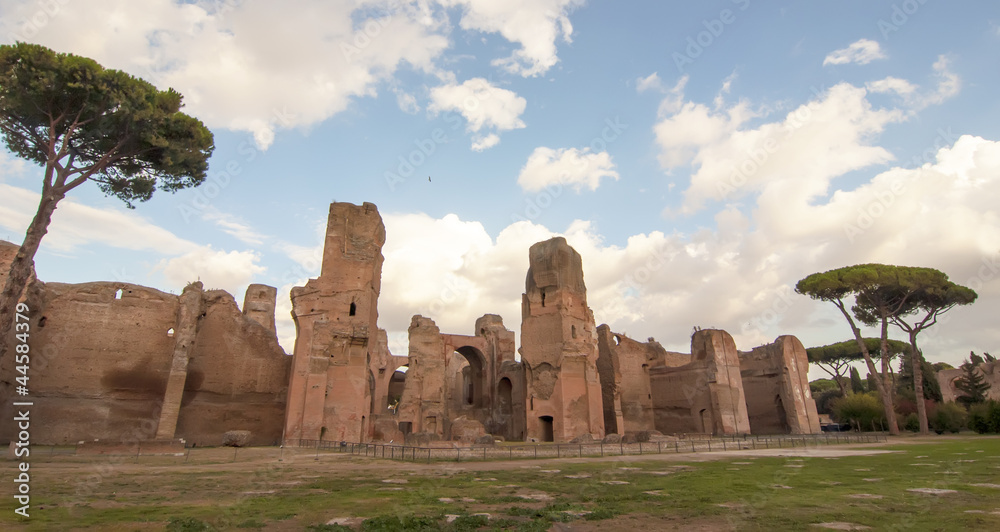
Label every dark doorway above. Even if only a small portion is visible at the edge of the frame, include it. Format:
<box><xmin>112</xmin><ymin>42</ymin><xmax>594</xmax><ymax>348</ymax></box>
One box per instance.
<box><xmin>454</xmin><ymin>346</ymin><xmax>486</xmax><ymax>408</ymax></box>
<box><xmin>775</xmin><ymin>395</ymin><xmax>789</xmax><ymax>433</ymax></box>
<box><xmin>539</xmin><ymin>416</ymin><xmax>554</xmax><ymax>442</ymax></box>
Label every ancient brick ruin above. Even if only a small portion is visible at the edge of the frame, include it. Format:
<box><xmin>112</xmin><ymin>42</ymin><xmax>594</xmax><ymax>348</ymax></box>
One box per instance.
<box><xmin>283</xmin><ymin>201</ymin><xmax>385</xmax><ymax>444</ymax></box>
<box><xmin>0</xmin><ymin>242</ymin><xmax>289</xmax><ymax>446</ymax></box>
<box><xmin>1</xmin><ymin>201</ymin><xmax>824</xmax><ymax>447</ymax></box>
<box><xmin>937</xmin><ymin>359</ymin><xmax>1000</xmax><ymax>403</ymax></box>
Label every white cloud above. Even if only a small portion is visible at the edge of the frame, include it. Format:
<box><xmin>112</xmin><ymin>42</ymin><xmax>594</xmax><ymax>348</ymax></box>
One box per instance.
<box><xmin>0</xmin><ymin>184</ymin><xmax>195</xmax><ymax>255</ymax></box>
<box><xmin>823</xmin><ymin>38</ymin><xmax>887</xmax><ymax>66</ymax></box>
<box><xmin>428</xmin><ymin>77</ymin><xmax>526</xmax><ymax>149</ymax></box>
<box><xmin>517</xmin><ymin>147</ymin><xmax>619</xmax><ymax>192</ymax></box>
<box><xmin>157</xmin><ymin>247</ymin><xmax>266</xmax><ymax>297</ymax></box>
<box><xmin>0</xmin><ymin>182</ymin><xmax>269</xmax><ymax>304</ymax></box>
<box><xmin>0</xmin><ymin>0</ymin><xmax>451</xmax><ymax>149</ymax></box>
<box><xmin>654</xmin><ymin>79</ymin><xmax>905</xmax><ymax>214</ymax></box>
<box><xmin>374</xmin><ymin>135</ymin><xmax>1000</xmax><ymax>370</ymax></box>
<box><xmin>0</xmin><ymin>0</ymin><xmax>589</xmax><ymax>147</ymax></box>
<box><xmin>394</xmin><ymin>88</ymin><xmax>421</xmax><ymax>114</ymax></box>
<box><xmin>471</xmin><ymin>133</ymin><xmax>501</xmax><ymax>151</ymax></box>
<box><xmin>0</xmin><ymin>151</ymin><xmax>27</xmax><ymax>182</ymax></box>
<box><xmin>867</xmin><ymin>56</ymin><xmax>961</xmax><ymax>111</ymax></box>
<box><xmin>202</xmin><ymin>209</ymin><xmax>266</xmax><ymax>245</ymax></box>
<box><xmin>636</xmin><ymin>72</ymin><xmax>664</xmax><ymax>93</ymax></box>
<box><xmin>439</xmin><ymin>0</ymin><xmax>583</xmax><ymax>76</ymax></box>
<box><xmin>866</xmin><ymin>76</ymin><xmax>917</xmax><ymax>96</ymax></box>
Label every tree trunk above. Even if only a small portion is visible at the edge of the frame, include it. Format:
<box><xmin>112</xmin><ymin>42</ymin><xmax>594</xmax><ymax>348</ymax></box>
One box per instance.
<box><xmin>878</xmin><ymin>317</ymin><xmax>899</xmax><ymax>434</ymax></box>
<box><xmin>910</xmin><ymin>333</ymin><xmax>929</xmax><ymax>434</ymax></box>
<box><xmin>0</xmin><ymin>187</ymin><xmax>66</xmax><ymax>366</ymax></box>
<box><xmin>836</xmin><ymin>301</ymin><xmax>899</xmax><ymax>435</ymax></box>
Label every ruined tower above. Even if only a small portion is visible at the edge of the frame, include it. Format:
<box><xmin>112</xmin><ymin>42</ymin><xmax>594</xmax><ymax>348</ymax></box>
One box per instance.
<box><xmin>740</xmin><ymin>336</ymin><xmax>821</xmax><ymax>434</ymax></box>
<box><xmin>519</xmin><ymin>237</ymin><xmax>604</xmax><ymax>442</ymax></box>
<box><xmin>283</xmin><ymin>202</ymin><xmax>385</xmax><ymax>443</ymax></box>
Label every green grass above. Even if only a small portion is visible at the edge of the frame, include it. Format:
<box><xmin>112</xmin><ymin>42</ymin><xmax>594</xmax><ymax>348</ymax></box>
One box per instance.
<box><xmin>2</xmin><ymin>436</ymin><xmax>1000</xmax><ymax>530</ymax></box>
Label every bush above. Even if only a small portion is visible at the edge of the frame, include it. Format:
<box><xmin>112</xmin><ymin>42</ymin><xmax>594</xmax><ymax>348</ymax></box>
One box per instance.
<box><xmin>833</xmin><ymin>392</ymin><xmax>886</xmax><ymax>431</ymax></box>
<box><xmin>902</xmin><ymin>413</ymin><xmax>920</xmax><ymax>432</ymax></box>
<box><xmin>968</xmin><ymin>401</ymin><xmax>1000</xmax><ymax>434</ymax></box>
<box><xmin>929</xmin><ymin>402</ymin><xmax>966</xmax><ymax>434</ymax></box>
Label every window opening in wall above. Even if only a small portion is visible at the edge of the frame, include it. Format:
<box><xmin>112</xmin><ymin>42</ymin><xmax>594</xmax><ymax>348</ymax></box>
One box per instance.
<box><xmin>114</xmin><ymin>288</ymin><xmax>123</xmax><ymax>300</ymax></box>
<box><xmin>349</xmin><ymin>302</ymin><xmax>356</xmax><ymax>316</ymax></box>
<box><xmin>167</xmin><ymin>328</ymin><xmax>174</xmax><ymax>338</ymax></box>
<box><xmin>540</xmin><ymin>289</ymin><xmax>545</xmax><ymax>307</ymax></box>
<box><xmin>571</xmin><ymin>325</ymin><xmax>577</xmax><ymax>339</ymax></box>
<box><xmin>38</xmin><ymin>316</ymin><xmax>47</xmax><ymax>328</ymax></box>
<box><xmin>614</xmin><ymin>335</ymin><xmax>620</xmax><ymax>346</ymax></box>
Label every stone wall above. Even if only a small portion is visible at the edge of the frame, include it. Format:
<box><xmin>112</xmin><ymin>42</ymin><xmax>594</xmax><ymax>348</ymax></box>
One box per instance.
<box><xmin>396</xmin><ymin>315</ymin><xmax>447</xmax><ymax>439</ymax></box>
<box><xmin>283</xmin><ymin>202</ymin><xmax>385</xmax><ymax>443</ymax></box>
<box><xmin>392</xmin><ymin>314</ymin><xmax>524</xmax><ymax>443</ymax></box>
<box><xmin>649</xmin><ymin>329</ymin><xmax>750</xmax><ymax>436</ymax></box>
<box><xmin>739</xmin><ymin>336</ymin><xmax>820</xmax><ymax>434</ymax></box>
<box><xmin>0</xmin><ymin>254</ymin><xmax>290</xmax><ymax>446</ymax></box>
<box><xmin>595</xmin><ymin>326</ymin><xmax>656</xmax><ymax>436</ymax></box>
<box><xmin>520</xmin><ymin>237</ymin><xmax>604</xmax><ymax>442</ymax></box>
<box><xmin>938</xmin><ymin>360</ymin><xmax>1000</xmax><ymax>403</ymax></box>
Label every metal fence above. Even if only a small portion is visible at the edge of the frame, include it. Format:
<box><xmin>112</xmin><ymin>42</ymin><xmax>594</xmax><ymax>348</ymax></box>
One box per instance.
<box><xmin>293</xmin><ymin>432</ymin><xmax>887</xmax><ymax>463</ymax></box>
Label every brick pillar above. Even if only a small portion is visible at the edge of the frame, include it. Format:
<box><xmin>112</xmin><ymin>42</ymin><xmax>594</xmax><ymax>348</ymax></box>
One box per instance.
<box><xmin>155</xmin><ymin>282</ymin><xmax>204</xmax><ymax>440</ymax></box>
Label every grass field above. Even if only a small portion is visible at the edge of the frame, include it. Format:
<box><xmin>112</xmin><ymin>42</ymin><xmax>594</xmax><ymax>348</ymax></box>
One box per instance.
<box><xmin>2</xmin><ymin>435</ymin><xmax>999</xmax><ymax>531</ymax></box>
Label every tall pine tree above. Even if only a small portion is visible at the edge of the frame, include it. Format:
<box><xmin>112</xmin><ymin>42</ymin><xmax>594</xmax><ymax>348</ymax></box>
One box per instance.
<box><xmin>955</xmin><ymin>355</ymin><xmax>991</xmax><ymax>406</ymax></box>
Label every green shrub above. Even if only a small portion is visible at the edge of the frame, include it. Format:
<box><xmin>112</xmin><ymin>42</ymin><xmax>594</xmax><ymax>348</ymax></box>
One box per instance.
<box><xmin>968</xmin><ymin>401</ymin><xmax>1000</xmax><ymax>434</ymax></box>
<box><xmin>833</xmin><ymin>392</ymin><xmax>886</xmax><ymax>431</ymax></box>
<box><xmin>902</xmin><ymin>413</ymin><xmax>920</xmax><ymax>432</ymax></box>
<box><xmin>929</xmin><ymin>402</ymin><xmax>966</xmax><ymax>434</ymax></box>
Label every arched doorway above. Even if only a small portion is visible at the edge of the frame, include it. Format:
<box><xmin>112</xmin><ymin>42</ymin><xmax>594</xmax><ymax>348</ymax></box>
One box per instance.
<box><xmin>387</xmin><ymin>366</ymin><xmax>407</xmax><ymax>413</ymax></box>
<box><xmin>775</xmin><ymin>394</ymin><xmax>789</xmax><ymax>433</ymax></box>
<box><xmin>453</xmin><ymin>346</ymin><xmax>486</xmax><ymax>409</ymax></box>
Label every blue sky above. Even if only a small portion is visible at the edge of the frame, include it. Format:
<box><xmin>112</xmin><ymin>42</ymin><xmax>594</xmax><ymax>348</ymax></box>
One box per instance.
<box><xmin>1</xmin><ymin>0</ymin><xmax>998</xmax><ymax>375</ymax></box>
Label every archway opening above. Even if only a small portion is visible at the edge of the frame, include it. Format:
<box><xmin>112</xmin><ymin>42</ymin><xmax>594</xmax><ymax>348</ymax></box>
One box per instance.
<box><xmin>539</xmin><ymin>415</ymin><xmax>554</xmax><ymax>442</ymax></box>
<box><xmin>388</xmin><ymin>366</ymin><xmax>407</xmax><ymax>413</ymax></box>
<box><xmin>454</xmin><ymin>346</ymin><xmax>486</xmax><ymax>409</ymax></box>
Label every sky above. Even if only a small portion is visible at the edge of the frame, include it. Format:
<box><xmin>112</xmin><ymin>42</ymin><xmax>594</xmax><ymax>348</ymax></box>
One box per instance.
<box><xmin>1</xmin><ymin>0</ymin><xmax>998</xmax><ymax>378</ymax></box>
